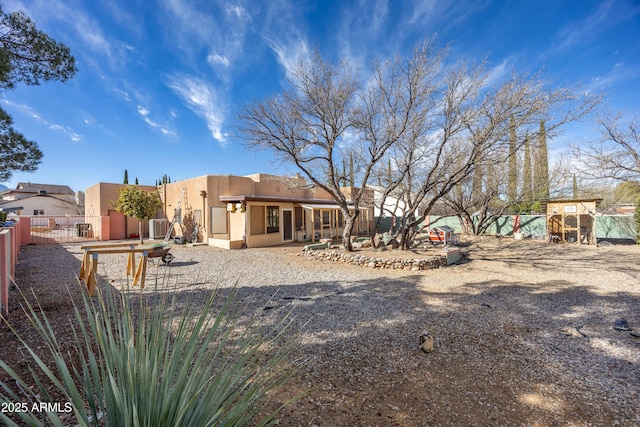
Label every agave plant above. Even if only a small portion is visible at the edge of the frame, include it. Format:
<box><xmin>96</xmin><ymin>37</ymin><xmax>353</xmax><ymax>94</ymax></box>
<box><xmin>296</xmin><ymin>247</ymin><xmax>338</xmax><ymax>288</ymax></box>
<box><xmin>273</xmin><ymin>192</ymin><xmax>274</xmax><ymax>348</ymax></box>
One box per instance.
<box><xmin>0</xmin><ymin>281</ymin><xmax>301</xmax><ymax>426</ymax></box>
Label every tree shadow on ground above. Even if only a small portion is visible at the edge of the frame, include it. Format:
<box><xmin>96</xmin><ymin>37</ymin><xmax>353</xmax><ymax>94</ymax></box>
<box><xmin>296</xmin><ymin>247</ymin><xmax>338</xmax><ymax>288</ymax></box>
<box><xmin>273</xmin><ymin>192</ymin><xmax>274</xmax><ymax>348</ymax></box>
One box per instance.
<box><xmin>5</xmin><ymin>243</ymin><xmax>640</xmax><ymax>426</ymax></box>
<box><xmin>125</xmin><ymin>270</ymin><xmax>639</xmax><ymax>426</ymax></box>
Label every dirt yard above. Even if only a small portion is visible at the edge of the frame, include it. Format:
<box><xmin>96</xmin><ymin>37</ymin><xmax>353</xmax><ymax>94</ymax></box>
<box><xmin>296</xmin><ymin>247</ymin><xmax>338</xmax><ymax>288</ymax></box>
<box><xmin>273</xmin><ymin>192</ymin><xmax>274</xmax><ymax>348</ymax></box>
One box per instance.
<box><xmin>2</xmin><ymin>237</ymin><xmax>639</xmax><ymax>426</ymax></box>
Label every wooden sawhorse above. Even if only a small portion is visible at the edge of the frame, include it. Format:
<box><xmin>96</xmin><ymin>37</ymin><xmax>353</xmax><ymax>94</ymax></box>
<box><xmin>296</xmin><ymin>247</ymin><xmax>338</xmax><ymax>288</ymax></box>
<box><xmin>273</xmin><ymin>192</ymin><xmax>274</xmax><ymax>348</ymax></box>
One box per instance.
<box><xmin>79</xmin><ymin>243</ymin><xmax>151</xmax><ymax>295</ymax></box>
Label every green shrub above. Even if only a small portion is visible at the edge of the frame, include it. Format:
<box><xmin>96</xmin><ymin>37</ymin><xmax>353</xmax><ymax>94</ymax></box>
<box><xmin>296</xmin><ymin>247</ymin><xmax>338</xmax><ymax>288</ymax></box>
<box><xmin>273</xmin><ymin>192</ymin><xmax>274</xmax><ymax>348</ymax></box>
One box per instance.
<box><xmin>0</xmin><ymin>282</ymin><xmax>300</xmax><ymax>426</ymax></box>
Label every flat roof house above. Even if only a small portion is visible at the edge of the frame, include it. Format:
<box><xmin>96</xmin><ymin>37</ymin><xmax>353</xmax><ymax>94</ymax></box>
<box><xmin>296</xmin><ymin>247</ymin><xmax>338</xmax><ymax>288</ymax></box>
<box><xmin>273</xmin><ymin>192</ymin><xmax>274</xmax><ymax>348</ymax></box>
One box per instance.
<box><xmin>85</xmin><ymin>173</ymin><xmax>374</xmax><ymax>249</ymax></box>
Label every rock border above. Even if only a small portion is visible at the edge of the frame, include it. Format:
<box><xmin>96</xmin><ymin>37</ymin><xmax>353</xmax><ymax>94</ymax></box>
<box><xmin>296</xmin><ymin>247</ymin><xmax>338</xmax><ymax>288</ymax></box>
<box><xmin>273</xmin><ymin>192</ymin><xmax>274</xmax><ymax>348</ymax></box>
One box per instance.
<box><xmin>299</xmin><ymin>249</ymin><xmax>448</xmax><ymax>271</ymax></box>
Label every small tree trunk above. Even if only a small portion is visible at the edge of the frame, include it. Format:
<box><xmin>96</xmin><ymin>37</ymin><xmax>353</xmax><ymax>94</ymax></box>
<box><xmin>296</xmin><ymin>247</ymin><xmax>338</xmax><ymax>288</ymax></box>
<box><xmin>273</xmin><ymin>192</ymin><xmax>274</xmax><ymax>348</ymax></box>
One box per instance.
<box><xmin>139</xmin><ymin>221</ymin><xmax>144</xmax><ymax>244</ymax></box>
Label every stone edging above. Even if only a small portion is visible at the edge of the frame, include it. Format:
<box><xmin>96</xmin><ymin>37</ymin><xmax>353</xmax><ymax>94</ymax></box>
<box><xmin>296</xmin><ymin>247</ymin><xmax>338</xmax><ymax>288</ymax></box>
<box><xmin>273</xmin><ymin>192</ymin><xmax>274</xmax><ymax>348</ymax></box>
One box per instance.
<box><xmin>299</xmin><ymin>249</ymin><xmax>448</xmax><ymax>271</ymax></box>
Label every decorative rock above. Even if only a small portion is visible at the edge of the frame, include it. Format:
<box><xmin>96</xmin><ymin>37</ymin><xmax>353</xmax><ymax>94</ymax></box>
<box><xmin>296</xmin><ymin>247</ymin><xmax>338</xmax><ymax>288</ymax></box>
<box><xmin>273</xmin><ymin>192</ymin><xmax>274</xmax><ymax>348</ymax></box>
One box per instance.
<box><xmin>298</xmin><ymin>249</ymin><xmax>448</xmax><ymax>271</ymax></box>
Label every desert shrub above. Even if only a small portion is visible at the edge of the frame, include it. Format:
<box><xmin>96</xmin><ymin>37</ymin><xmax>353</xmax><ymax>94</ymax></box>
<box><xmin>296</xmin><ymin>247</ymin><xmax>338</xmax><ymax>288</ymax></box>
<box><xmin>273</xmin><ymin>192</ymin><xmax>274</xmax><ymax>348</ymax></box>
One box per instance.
<box><xmin>0</xmin><ymin>282</ymin><xmax>300</xmax><ymax>426</ymax></box>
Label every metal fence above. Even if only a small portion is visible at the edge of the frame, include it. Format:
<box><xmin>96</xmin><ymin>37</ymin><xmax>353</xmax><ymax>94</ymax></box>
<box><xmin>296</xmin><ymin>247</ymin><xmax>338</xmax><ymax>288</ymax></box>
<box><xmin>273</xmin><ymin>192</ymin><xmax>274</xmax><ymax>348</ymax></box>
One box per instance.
<box><xmin>22</xmin><ymin>215</ymin><xmax>101</xmax><ymax>245</ymax></box>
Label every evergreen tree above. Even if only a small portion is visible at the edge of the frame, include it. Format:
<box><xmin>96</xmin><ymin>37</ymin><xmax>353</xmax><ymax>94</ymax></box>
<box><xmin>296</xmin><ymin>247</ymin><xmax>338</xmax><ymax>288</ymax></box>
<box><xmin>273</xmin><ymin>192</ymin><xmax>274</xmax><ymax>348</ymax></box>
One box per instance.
<box><xmin>341</xmin><ymin>158</ymin><xmax>347</xmax><ymax>187</ymax></box>
<box><xmin>534</xmin><ymin>120</ymin><xmax>549</xmax><ymax>200</ymax></box>
<box><xmin>349</xmin><ymin>153</ymin><xmax>355</xmax><ymax>187</ymax></box>
<box><xmin>572</xmin><ymin>174</ymin><xmax>579</xmax><ymax>198</ymax></box>
<box><xmin>135</xmin><ymin>177</ymin><xmax>139</xmax><ymax>185</ymax></box>
<box><xmin>0</xmin><ymin>7</ymin><xmax>77</xmax><ymax>181</ymax></box>
<box><xmin>507</xmin><ymin>117</ymin><xmax>518</xmax><ymax>204</ymax></box>
<box><xmin>123</xmin><ymin>169</ymin><xmax>129</xmax><ymax>184</ymax></box>
<box><xmin>523</xmin><ymin>135</ymin><xmax>533</xmax><ymax>201</ymax></box>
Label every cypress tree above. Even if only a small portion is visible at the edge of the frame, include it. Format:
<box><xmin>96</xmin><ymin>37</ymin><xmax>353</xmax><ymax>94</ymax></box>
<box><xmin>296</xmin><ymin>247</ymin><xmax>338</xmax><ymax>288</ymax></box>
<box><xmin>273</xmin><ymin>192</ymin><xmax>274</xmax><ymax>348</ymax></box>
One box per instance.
<box><xmin>523</xmin><ymin>135</ymin><xmax>533</xmax><ymax>201</ymax></box>
<box><xmin>349</xmin><ymin>153</ymin><xmax>355</xmax><ymax>187</ymax></box>
<box><xmin>342</xmin><ymin>158</ymin><xmax>347</xmax><ymax>187</ymax></box>
<box><xmin>538</xmin><ymin>120</ymin><xmax>549</xmax><ymax>200</ymax></box>
<box><xmin>507</xmin><ymin>117</ymin><xmax>518</xmax><ymax>204</ymax></box>
<box><xmin>534</xmin><ymin>120</ymin><xmax>549</xmax><ymax>200</ymax></box>
<box><xmin>123</xmin><ymin>169</ymin><xmax>129</xmax><ymax>184</ymax></box>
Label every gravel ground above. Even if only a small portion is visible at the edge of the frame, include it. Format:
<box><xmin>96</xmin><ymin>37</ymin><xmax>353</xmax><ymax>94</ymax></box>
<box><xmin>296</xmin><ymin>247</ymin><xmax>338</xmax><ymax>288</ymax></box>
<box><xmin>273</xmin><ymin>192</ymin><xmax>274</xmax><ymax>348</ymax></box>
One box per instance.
<box><xmin>4</xmin><ymin>237</ymin><xmax>640</xmax><ymax>426</ymax></box>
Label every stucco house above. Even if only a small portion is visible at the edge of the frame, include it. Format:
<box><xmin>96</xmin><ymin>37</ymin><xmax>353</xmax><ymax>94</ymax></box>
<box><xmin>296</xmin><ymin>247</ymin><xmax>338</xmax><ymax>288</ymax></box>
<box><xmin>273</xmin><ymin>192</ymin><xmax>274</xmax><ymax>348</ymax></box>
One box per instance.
<box><xmin>84</xmin><ymin>173</ymin><xmax>374</xmax><ymax>249</ymax></box>
<box><xmin>0</xmin><ymin>182</ymin><xmax>82</xmax><ymax>215</ymax></box>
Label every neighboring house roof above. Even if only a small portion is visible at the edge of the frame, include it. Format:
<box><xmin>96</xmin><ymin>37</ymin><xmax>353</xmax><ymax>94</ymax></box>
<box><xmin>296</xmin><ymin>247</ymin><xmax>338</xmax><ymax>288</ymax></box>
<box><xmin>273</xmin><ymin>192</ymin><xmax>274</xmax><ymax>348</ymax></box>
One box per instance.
<box><xmin>9</xmin><ymin>182</ymin><xmax>74</xmax><ymax>196</ymax></box>
<box><xmin>0</xmin><ymin>193</ymin><xmax>76</xmax><ymax>208</ymax></box>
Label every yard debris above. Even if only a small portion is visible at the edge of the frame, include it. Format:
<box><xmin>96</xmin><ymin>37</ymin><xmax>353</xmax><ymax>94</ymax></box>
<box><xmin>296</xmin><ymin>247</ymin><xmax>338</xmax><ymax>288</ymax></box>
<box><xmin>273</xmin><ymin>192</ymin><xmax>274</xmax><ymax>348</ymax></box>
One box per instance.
<box><xmin>419</xmin><ymin>332</ymin><xmax>434</xmax><ymax>353</ymax></box>
<box><xmin>575</xmin><ymin>325</ymin><xmax>589</xmax><ymax>340</ymax></box>
<box><xmin>613</xmin><ymin>318</ymin><xmax>632</xmax><ymax>331</ymax></box>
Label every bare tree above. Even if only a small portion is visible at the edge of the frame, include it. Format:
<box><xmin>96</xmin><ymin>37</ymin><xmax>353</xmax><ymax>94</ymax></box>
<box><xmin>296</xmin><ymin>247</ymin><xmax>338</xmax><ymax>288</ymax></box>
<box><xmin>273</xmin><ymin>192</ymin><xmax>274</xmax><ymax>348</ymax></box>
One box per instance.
<box><xmin>572</xmin><ymin>113</ymin><xmax>640</xmax><ymax>180</ymax></box>
<box><xmin>240</xmin><ymin>41</ymin><xmax>443</xmax><ymax>250</ymax></box>
<box><xmin>382</xmin><ymin>69</ymin><xmax>600</xmax><ymax>246</ymax></box>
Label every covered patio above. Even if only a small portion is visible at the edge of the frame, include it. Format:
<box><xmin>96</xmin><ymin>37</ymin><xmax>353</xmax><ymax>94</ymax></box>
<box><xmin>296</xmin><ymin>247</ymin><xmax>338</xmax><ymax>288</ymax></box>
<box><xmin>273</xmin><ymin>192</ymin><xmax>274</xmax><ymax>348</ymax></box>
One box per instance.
<box><xmin>299</xmin><ymin>204</ymin><xmax>372</xmax><ymax>242</ymax></box>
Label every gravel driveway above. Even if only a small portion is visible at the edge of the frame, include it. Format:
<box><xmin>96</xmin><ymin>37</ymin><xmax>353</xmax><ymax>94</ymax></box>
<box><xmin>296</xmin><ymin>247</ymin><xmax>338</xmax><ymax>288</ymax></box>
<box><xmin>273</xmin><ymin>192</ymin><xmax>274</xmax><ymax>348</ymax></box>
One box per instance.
<box><xmin>7</xmin><ymin>238</ymin><xmax>640</xmax><ymax>426</ymax></box>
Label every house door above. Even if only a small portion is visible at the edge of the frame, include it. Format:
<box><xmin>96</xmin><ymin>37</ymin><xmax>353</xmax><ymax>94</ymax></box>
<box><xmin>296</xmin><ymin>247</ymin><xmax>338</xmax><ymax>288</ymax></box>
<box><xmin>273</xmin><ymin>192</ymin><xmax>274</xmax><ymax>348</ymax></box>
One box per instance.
<box><xmin>283</xmin><ymin>210</ymin><xmax>293</xmax><ymax>241</ymax></box>
<box><xmin>108</xmin><ymin>210</ymin><xmax>126</xmax><ymax>240</ymax></box>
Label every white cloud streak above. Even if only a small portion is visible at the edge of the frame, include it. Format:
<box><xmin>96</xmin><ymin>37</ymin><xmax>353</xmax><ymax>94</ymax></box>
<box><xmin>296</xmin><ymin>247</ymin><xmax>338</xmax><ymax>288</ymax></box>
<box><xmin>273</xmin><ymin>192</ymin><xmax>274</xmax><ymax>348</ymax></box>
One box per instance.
<box><xmin>2</xmin><ymin>100</ymin><xmax>82</xmax><ymax>142</ymax></box>
<box><xmin>136</xmin><ymin>105</ymin><xmax>177</xmax><ymax>137</ymax></box>
<box><xmin>166</xmin><ymin>75</ymin><xmax>227</xmax><ymax>145</ymax></box>
<box><xmin>260</xmin><ymin>0</ymin><xmax>310</xmax><ymax>79</ymax></box>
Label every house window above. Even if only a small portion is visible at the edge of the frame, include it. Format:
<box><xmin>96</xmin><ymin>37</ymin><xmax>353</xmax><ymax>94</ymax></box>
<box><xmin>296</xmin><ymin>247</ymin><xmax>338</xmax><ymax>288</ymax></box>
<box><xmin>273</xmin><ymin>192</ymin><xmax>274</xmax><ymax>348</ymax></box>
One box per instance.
<box><xmin>266</xmin><ymin>206</ymin><xmax>279</xmax><ymax>233</ymax></box>
<box><xmin>33</xmin><ymin>209</ymin><xmax>44</xmax><ymax>215</ymax></box>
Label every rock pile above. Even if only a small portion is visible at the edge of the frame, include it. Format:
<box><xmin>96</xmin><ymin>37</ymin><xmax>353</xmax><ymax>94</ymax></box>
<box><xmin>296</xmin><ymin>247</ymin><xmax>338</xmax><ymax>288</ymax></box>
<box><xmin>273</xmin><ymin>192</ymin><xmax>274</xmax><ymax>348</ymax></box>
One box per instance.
<box><xmin>299</xmin><ymin>249</ymin><xmax>447</xmax><ymax>271</ymax></box>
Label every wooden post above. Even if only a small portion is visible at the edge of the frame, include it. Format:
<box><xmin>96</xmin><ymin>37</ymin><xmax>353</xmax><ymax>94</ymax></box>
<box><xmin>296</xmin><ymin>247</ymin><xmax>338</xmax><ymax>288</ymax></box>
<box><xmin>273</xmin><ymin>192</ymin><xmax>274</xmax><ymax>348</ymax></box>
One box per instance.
<box><xmin>87</xmin><ymin>252</ymin><xmax>98</xmax><ymax>296</ymax></box>
<box><xmin>127</xmin><ymin>252</ymin><xmax>135</xmax><ymax>276</ymax></box>
<box><xmin>80</xmin><ymin>249</ymin><xmax>90</xmax><ymax>281</ymax></box>
<box><xmin>132</xmin><ymin>250</ymin><xmax>148</xmax><ymax>288</ymax></box>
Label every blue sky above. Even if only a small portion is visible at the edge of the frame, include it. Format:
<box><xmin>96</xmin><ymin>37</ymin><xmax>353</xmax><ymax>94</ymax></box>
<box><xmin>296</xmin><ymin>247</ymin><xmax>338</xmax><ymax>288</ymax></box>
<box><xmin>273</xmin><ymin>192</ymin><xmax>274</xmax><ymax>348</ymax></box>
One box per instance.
<box><xmin>1</xmin><ymin>0</ymin><xmax>639</xmax><ymax>193</ymax></box>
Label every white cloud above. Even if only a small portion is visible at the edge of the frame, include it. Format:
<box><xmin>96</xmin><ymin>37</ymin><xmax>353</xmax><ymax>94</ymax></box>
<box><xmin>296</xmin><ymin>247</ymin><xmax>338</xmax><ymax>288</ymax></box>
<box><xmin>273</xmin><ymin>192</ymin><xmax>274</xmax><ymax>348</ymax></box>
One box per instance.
<box><xmin>587</xmin><ymin>62</ymin><xmax>640</xmax><ymax>92</ymax></box>
<box><xmin>258</xmin><ymin>0</ymin><xmax>310</xmax><ymax>78</ymax></box>
<box><xmin>167</xmin><ymin>75</ymin><xmax>227</xmax><ymax>145</ymax></box>
<box><xmin>226</xmin><ymin>4</ymin><xmax>250</xmax><ymax>20</ymax></box>
<box><xmin>485</xmin><ymin>58</ymin><xmax>513</xmax><ymax>87</ymax></box>
<box><xmin>265</xmin><ymin>37</ymin><xmax>309</xmax><ymax>81</ymax></box>
<box><xmin>136</xmin><ymin>105</ymin><xmax>176</xmax><ymax>137</ymax></box>
<box><xmin>556</xmin><ymin>0</ymin><xmax>626</xmax><ymax>52</ymax></box>
<box><xmin>2</xmin><ymin>99</ymin><xmax>83</xmax><ymax>143</ymax></box>
<box><xmin>208</xmin><ymin>54</ymin><xmax>230</xmax><ymax>67</ymax></box>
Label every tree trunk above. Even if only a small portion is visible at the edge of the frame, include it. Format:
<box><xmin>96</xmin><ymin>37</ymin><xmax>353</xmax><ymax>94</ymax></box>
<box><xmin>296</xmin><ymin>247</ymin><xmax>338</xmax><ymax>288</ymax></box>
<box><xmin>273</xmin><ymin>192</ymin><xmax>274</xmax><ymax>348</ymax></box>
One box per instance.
<box><xmin>139</xmin><ymin>220</ymin><xmax>144</xmax><ymax>244</ymax></box>
<box><xmin>342</xmin><ymin>215</ymin><xmax>354</xmax><ymax>251</ymax></box>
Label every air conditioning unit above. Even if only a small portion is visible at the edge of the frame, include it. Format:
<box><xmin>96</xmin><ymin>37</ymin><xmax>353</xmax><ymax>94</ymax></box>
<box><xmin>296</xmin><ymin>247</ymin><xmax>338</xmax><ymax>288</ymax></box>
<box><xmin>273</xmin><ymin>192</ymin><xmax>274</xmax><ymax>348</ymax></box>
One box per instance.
<box><xmin>149</xmin><ymin>219</ymin><xmax>168</xmax><ymax>240</ymax></box>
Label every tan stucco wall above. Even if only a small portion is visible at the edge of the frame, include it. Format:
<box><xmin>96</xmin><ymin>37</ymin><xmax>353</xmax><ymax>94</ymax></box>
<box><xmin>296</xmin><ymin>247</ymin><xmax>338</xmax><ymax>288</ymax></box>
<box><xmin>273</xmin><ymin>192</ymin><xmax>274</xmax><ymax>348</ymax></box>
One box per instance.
<box><xmin>86</xmin><ymin>174</ymin><xmax>373</xmax><ymax>247</ymax></box>
<box><xmin>85</xmin><ymin>183</ymin><xmax>157</xmax><ymax>216</ymax></box>
<box><xmin>84</xmin><ymin>183</ymin><xmax>160</xmax><ymax>239</ymax></box>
